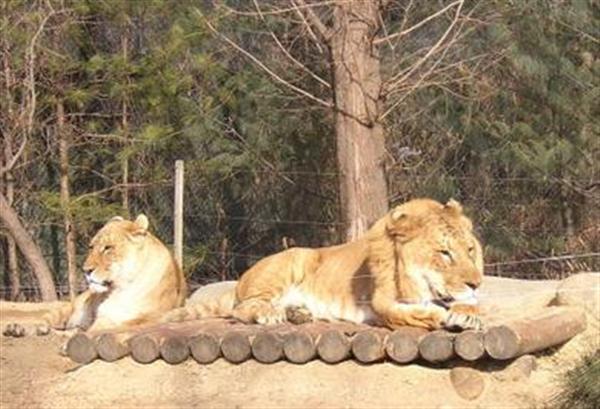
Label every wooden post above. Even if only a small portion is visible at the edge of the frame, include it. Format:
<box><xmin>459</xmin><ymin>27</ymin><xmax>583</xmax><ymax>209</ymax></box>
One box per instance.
<box><xmin>385</xmin><ymin>327</ymin><xmax>428</xmax><ymax>364</ymax></box>
<box><xmin>94</xmin><ymin>333</ymin><xmax>129</xmax><ymax>362</ymax></box>
<box><xmin>484</xmin><ymin>306</ymin><xmax>586</xmax><ymax>360</ymax></box>
<box><xmin>252</xmin><ymin>331</ymin><xmax>284</xmax><ymax>363</ymax></box>
<box><xmin>66</xmin><ymin>333</ymin><xmax>97</xmax><ymax>364</ymax></box>
<box><xmin>190</xmin><ymin>332</ymin><xmax>221</xmax><ymax>364</ymax></box>
<box><xmin>454</xmin><ymin>330</ymin><xmax>485</xmax><ymax>361</ymax></box>
<box><xmin>174</xmin><ymin>160</ymin><xmax>184</xmax><ymax>271</ymax></box>
<box><xmin>284</xmin><ymin>330</ymin><xmax>317</xmax><ymax>364</ymax></box>
<box><xmin>316</xmin><ymin>329</ymin><xmax>351</xmax><ymax>363</ymax></box>
<box><xmin>418</xmin><ymin>330</ymin><xmax>455</xmax><ymax>363</ymax></box>
<box><xmin>221</xmin><ymin>330</ymin><xmax>253</xmax><ymax>363</ymax></box>
<box><xmin>352</xmin><ymin>330</ymin><xmax>386</xmax><ymax>363</ymax></box>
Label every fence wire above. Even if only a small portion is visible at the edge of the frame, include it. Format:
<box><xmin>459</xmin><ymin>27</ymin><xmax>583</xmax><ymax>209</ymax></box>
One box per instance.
<box><xmin>0</xmin><ymin>166</ymin><xmax>598</xmax><ymax>301</ymax></box>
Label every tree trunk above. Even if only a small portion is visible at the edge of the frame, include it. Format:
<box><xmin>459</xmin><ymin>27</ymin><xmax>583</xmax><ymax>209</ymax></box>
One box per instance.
<box><xmin>4</xmin><ymin>173</ymin><xmax>21</xmax><ymax>300</ymax></box>
<box><xmin>57</xmin><ymin>100</ymin><xmax>78</xmax><ymax>300</ymax></box>
<box><xmin>0</xmin><ymin>192</ymin><xmax>57</xmax><ymax>301</ymax></box>
<box><xmin>121</xmin><ymin>33</ymin><xmax>130</xmax><ymax>216</ymax></box>
<box><xmin>331</xmin><ymin>0</ymin><xmax>388</xmax><ymax>241</ymax></box>
<box><xmin>2</xmin><ymin>26</ymin><xmax>21</xmax><ymax>300</ymax></box>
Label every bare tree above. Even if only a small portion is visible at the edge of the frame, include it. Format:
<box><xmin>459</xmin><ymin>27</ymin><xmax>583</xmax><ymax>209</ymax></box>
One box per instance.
<box><xmin>201</xmin><ymin>0</ymin><xmax>485</xmax><ymax>240</ymax></box>
<box><xmin>0</xmin><ymin>3</ymin><xmax>61</xmax><ymax>300</ymax></box>
<box><xmin>0</xmin><ymin>192</ymin><xmax>57</xmax><ymax>301</ymax></box>
<box><xmin>57</xmin><ymin>100</ymin><xmax>78</xmax><ymax>301</ymax></box>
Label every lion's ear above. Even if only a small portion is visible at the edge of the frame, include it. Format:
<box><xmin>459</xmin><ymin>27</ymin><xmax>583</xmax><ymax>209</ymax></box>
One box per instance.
<box><xmin>444</xmin><ymin>199</ymin><xmax>463</xmax><ymax>213</ymax></box>
<box><xmin>388</xmin><ymin>207</ymin><xmax>421</xmax><ymax>241</ymax></box>
<box><xmin>133</xmin><ymin>214</ymin><xmax>149</xmax><ymax>234</ymax></box>
<box><xmin>109</xmin><ymin>216</ymin><xmax>124</xmax><ymax>223</ymax></box>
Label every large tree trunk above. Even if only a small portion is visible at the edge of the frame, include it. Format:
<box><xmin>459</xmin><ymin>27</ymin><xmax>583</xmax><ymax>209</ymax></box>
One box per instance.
<box><xmin>121</xmin><ymin>33</ymin><xmax>130</xmax><ymax>216</ymax></box>
<box><xmin>4</xmin><ymin>172</ymin><xmax>21</xmax><ymax>301</ymax></box>
<box><xmin>57</xmin><ymin>100</ymin><xmax>78</xmax><ymax>300</ymax></box>
<box><xmin>2</xmin><ymin>25</ymin><xmax>22</xmax><ymax>301</ymax></box>
<box><xmin>0</xmin><ymin>192</ymin><xmax>57</xmax><ymax>301</ymax></box>
<box><xmin>331</xmin><ymin>1</ymin><xmax>388</xmax><ymax>241</ymax></box>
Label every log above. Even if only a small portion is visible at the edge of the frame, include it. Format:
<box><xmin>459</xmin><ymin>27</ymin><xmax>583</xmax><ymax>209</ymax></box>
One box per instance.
<box><xmin>454</xmin><ymin>330</ymin><xmax>485</xmax><ymax>361</ymax></box>
<box><xmin>221</xmin><ymin>330</ymin><xmax>253</xmax><ymax>363</ymax></box>
<box><xmin>316</xmin><ymin>329</ymin><xmax>351</xmax><ymax>364</ymax></box>
<box><xmin>385</xmin><ymin>327</ymin><xmax>428</xmax><ymax>364</ymax></box>
<box><xmin>160</xmin><ymin>335</ymin><xmax>189</xmax><ymax>364</ymax></box>
<box><xmin>66</xmin><ymin>333</ymin><xmax>97</xmax><ymax>364</ymax></box>
<box><xmin>94</xmin><ymin>333</ymin><xmax>129</xmax><ymax>362</ymax></box>
<box><xmin>189</xmin><ymin>332</ymin><xmax>221</xmax><ymax>364</ymax></box>
<box><xmin>352</xmin><ymin>330</ymin><xmax>386</xmax><ymax>363</ymax></box>
<box><xmin>251</xmin><ymin>331</ymin><xmax>284</xmax><ymax>364</ymax></box>
<box><xmin>418</xmin><ymin>330</ymin><xmax>454</xmax><ymax>363</ymax></box>
<box><xmin>129</xmin><ymin>333</ymin><xmax>160</xmax><ymax>364</ymax></box>
<box><xmin>484</xmin><ymin>306</ymin><xmax>586</xmax><ymax>360</ymax></box>
<box><xmin>283</xmin><ymin>330</ymin><xmax>316</xmax><ymax>364</ymax></box>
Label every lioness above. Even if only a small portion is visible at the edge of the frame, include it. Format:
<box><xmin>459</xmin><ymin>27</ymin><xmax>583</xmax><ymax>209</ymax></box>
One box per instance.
<box><xmin>165</xmin><ymin>198</ymin><xmax>483</xmax><ymax>330</ymax></box>
<box><xmin>46</xmin><ymin>214</ymin><xmax>187</xmax><ymax>332</ymax></box>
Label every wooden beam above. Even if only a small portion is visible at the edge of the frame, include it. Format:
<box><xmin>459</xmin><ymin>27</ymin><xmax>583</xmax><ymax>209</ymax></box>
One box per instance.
<box><xmin>454</xmin><ymin>330</ymin><xmax>485</xmax><ymax>361</ymax></box>
<box><xmin>484</xmin><ymin>306</ymin><xmax>586</xmax><ymax>360</ymax></box>
<box><xmin>418</xmin><ymin>330</ymin><xmax>454</xmax><ymax>363</ymax></box>
<box><xmin>385</xmin><ymin>327</ymin><xmax>428</xmax><ymax>363</ymax></box>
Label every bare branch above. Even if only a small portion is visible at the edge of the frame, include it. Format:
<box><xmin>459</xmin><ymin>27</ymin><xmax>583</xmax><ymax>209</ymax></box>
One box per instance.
<box><xmin>384</xmin><ymin>0</ymin><xmax>465</xmax><ymax>94</ymax></box>
<box><xmin>252</xmin><ymin>0</ymin><xmax>330</xmax><ymax>88</ymax></box>
<box><xmin>290</xmin><ymin>0</ymin><xmax>324</xmax><ymax>53</ymax></box>
<box><xmin>293</xmin><ymin>0</ymin><xmax>332</xmax><ymax>41</ymax></box>
<box><xmin>196</xmin><ymin>9</ymin><xmax>332</xmax><ymax>108</ymax></box>
<box><xmin>374</xmin><ymin>0</ymin><xmax>462</xmax><ymax>45</ymax></box>
<box><xmin>0</xmin><ymin>136</ymin><xmax>27</xmax><ymax>177</ymax></box>
<box><xmin>220</xmin><ymin>0</ymin><xmax>338</xmax><ymax>17</ymax></box>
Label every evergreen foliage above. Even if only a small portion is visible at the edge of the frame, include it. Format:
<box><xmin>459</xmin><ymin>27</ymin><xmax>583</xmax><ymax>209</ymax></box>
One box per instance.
<box><xmin>1</xmin><ymin>0</ymin><xmax>597</xmax><ymax>296</ymax></box>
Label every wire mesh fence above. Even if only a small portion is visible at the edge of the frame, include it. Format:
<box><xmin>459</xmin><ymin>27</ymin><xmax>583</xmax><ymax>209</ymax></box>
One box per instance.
<box><xmin>1</xmin><ymin>160</ymin><xmax>598</xmax><ymax>301</ymax></box>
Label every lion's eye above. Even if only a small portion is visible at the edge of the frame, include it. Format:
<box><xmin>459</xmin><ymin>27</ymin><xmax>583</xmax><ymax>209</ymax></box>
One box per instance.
<box><xmin>440</xmin><ymin>250</ymin><xmax>453</xmax><ymax>262</ymax></box>
<box><xmin>103</xmin><ymin>245</ymin><xmax>114</xmax><ymax>253</ymax></box>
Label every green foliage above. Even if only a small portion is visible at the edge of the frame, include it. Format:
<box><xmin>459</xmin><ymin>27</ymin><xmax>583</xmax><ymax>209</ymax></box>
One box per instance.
<box><xmin>549</xmin><ymin>348</ymin><xmax>600</xmax><ymax>409</ymax></box>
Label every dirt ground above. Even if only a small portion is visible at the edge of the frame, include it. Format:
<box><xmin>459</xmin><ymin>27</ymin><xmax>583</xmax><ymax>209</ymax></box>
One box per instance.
<box><xmin>2</xmin><ymin>273</ymin><xmax>599</xmax><ymax>409</ymax></box>
<box><xmin>1</xmin><ymin>301</ymin><xmax>585</xmax><ymax>409</ymax></box>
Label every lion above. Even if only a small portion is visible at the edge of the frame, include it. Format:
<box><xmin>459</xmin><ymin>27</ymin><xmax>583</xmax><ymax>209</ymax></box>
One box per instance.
<box><xmin>164</xmin><ymin>198</ymin><xmax>483</xmax><ymax>331</ymax></box>
<box><xmin>44</xmin><ymin>214</ymin><xmax>187</xmax><ymax>333</ymax></box>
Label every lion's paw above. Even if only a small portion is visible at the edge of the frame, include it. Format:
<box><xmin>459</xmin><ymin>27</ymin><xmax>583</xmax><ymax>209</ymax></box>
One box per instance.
<box><xmin>255</xmin><ymin>306</ymin><xmax>287</xmax><ymax>325</ymax></box>
<box><xmin>285</xmin><ymin>306</ymin><xmax>313</xmax><ymax>324</ymax></box>
<box><xmin>2</xmin><ymin>322</ymin><xmax>53</xmax><ymax>337</ymax></box>
<box><xmin>3</xmin><ymin>323</ymin><xmax>26</xmax><ymax>337</ymax></box>
<box><xmin>443</xmin><ymin>312</ymin><xmax>483</xmax><ymax>331</ymax></box>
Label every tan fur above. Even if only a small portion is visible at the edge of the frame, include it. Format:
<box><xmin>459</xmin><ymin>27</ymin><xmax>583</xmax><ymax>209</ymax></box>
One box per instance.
<box><xmin>46</xmin><ymin>214</ymin><xmax>187</xmax><ymax>332</ymax></box>
<box><xmin>165</xmin><ymin>198</ymin><xmax>484</xmax><ymax>330</ymax></box>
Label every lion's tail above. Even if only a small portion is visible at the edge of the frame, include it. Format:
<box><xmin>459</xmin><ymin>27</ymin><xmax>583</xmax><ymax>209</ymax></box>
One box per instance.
<box><xmin>161</xmin><ymin>281</ymin><xmax>237</xmax><ymax>323</ymax></box>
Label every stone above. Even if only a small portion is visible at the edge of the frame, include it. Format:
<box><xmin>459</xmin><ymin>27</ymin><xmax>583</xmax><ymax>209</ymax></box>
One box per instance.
<box><xmin>556</xmin><ymin>273</ymin><xmax>600</xmax><ymax>317</ymax></box>
<box><xmin>450</xmin><ymin>367</ymin><xmax>485</xmax><ymax>401</ymax></box>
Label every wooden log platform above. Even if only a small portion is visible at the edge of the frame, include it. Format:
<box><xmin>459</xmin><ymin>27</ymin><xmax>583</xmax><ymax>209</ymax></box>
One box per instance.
<box><xmin>64</xmin><ymin>306</ymin><xmax>586</xmax><ymax>366</ymax></box>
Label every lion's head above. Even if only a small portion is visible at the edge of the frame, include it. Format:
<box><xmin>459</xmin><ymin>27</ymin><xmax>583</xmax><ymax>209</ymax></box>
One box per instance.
<box><xmin>381</xmin><ymin>198</ymin><xmax>483</xmax><ymax>307</ymax></box>
<box><xmin>83</xmin><ymin>214</ymin><xmax>153</xmax><ymax>293</ymax></box>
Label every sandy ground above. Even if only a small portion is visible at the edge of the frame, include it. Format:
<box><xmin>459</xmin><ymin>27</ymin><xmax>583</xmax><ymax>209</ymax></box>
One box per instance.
<box><xmin>0</xmin><ymin>302</ymin><xmax>579</xmax><ymax>409</ymax></box>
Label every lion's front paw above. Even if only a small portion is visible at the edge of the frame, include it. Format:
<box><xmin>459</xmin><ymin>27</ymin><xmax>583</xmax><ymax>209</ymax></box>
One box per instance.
<box><xmin>255</xmin><ymin>305</ymin><xmax>286</xmax><ymax>325</ymax></box>
<box><xmin>3</xmin><ymin>322</ymin><xmax>52</xmax><ymax>337</ymax></box>
<box><xmin>443</xmin><ymin>312</ymin><xmax>483</xmax><ymax>331</ymax></box>
<box><xmin>3</xmin><ymin>323</ymin><xmax>26</xmax><ymax>337</ymax></box>
<box><xmin>285</xmin><ymin>306</ymin><xmax>313</xmax><ymax>324</ymax></box>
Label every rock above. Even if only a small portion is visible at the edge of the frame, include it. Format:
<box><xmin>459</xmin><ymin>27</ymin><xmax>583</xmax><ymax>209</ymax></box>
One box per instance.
<box><xmin>494</xmin><ymin>355</ymin><xmax>537</xmax><ymax>382</ymax></box>
<box><xmin>556</xmin><ymin>273</ymin><xmax>600</xmax><ymax>317</ymax></box>
<box><xmin>450</xmin><ymin>367</ymin><xmax>485</xmax><ymax>401</ymax></box>
<box><xmin>478</xmin><ymin>276</ymin><xmax>559</xmax><ymax>324</ymax></box>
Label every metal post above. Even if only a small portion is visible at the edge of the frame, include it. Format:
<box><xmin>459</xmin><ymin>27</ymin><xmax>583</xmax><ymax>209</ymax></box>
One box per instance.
<box><xmin>174</xmin><ymin>160</ymin><xmax>184</xmax><ymax>270</ymax></box>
